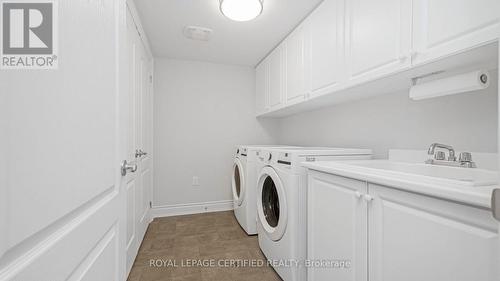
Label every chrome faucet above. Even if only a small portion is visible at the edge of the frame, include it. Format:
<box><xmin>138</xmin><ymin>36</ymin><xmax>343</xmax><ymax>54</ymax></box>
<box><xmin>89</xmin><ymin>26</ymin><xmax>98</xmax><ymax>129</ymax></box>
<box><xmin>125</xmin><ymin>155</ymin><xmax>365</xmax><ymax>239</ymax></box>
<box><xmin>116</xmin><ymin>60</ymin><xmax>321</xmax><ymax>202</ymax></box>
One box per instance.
<box><xmin>425</xmin><ymin>143</ymin><xmax>476</xmax><ymax>168</ymax></box>
<box><xmin>427</xmin><ymin>143</ymin><xmax>456</xmax><ymax>161</ymax></box>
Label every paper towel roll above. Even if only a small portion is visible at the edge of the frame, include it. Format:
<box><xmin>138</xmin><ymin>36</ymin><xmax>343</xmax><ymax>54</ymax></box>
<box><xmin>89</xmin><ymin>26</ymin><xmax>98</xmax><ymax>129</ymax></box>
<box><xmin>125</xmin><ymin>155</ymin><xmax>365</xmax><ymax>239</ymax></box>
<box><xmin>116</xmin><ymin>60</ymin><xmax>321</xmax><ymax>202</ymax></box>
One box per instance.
<box><xmin>409</xmin><ymin>70</ymin><xmax>490</xmax><ymax>100</ymax></box>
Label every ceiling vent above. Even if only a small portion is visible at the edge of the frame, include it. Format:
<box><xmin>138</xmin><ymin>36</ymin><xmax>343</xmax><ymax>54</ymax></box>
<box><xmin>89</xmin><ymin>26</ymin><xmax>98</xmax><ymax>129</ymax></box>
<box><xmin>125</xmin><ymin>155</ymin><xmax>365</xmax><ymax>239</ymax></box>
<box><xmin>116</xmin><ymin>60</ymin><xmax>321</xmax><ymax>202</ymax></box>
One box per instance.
<box><xmin>183</xmin><ymin>26</ymin><xmax>213</xmax><ymax>41</ymax></box>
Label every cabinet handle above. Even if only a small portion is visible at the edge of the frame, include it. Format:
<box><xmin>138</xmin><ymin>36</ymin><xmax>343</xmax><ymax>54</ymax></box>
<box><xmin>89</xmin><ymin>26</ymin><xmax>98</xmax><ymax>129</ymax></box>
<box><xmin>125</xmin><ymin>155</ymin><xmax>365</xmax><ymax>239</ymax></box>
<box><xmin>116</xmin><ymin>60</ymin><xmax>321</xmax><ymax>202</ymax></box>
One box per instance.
<box><xmin>354</xmin><ymin>191</ymin><xmax>362</xmax><ymax>199</ymax></box>
<box><xmin>363</xmin><ymin>194</ymin><xmax>374</xmax><ymax>202</ymax></box>
<box><xmin>493</xmin><ymin>189</ymin><xmax>500</xmax><ymax>222</ymax></box>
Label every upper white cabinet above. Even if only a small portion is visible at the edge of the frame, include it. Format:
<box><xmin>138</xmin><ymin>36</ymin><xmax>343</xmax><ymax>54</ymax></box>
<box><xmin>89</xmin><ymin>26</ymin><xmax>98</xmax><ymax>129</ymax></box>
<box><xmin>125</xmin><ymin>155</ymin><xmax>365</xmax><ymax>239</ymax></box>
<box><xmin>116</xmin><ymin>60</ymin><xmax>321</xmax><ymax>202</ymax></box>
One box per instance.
<box><xmin>308</xmin><ymin>0</ymin><xmax>345</xmax><ymax>97</ymax></box>
<box><xmin>345</xmin><ymin>0</ymin><xmax>412</xmax><ymax>83</ymax></box>
<box><xmin>255</xmin><ymin>60</ymin><xmax>269</xmax><ymax>115</ymax></box>
<box><xmin>268</xmin><ymin>45</ymin><xmax>285</xmax><ymax>110</ymax></box>
<box><xmin>285</xmin><ymin>23</ymin><xmax>307</xmax><ymax>105</ymax></box>
<box><xmin>412</xmin><ymin>0</ymin><xmax>500</xmax><ymax>65</ymax></box>
<box><xmin>255</xmin><ymin>0</ymin><xmax>500</xmax><ymax>117</ymax></box>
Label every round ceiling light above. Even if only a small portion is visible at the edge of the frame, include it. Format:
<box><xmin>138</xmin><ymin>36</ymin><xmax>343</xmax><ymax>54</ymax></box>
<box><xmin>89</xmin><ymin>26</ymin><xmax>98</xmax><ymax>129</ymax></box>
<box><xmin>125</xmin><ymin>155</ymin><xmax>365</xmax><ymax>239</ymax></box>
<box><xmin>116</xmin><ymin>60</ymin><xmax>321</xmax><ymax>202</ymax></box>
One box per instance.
<box><xmin>220</xmin><ymin>0</ymin><xmax>264</xmax><ymax>22</ymax></box>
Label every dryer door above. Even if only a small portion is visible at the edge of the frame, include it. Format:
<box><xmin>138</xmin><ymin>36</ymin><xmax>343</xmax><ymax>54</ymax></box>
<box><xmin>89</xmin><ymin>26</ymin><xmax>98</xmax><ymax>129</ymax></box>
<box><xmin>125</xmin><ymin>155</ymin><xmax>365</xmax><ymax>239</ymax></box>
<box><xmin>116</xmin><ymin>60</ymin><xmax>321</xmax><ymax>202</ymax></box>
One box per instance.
<box><xmin>232</xmin><ymin>158</ymin><xmax>246</xmax><ymax>206</ymax></box>
<box><xmin>257</xmin><ymin>166</ymin><xmax>288</xmax><ymax>241</ymax></box>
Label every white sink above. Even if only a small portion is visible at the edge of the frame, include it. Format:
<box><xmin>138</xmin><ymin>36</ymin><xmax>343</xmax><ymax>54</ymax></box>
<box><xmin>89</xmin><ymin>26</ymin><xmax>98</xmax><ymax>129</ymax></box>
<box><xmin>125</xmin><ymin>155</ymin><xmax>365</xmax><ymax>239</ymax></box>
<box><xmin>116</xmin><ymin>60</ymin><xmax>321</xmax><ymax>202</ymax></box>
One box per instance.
<box><xmin>341</xmin><ymin>160</ymin><xmax>498</xmax><ymax>187</ymax></box>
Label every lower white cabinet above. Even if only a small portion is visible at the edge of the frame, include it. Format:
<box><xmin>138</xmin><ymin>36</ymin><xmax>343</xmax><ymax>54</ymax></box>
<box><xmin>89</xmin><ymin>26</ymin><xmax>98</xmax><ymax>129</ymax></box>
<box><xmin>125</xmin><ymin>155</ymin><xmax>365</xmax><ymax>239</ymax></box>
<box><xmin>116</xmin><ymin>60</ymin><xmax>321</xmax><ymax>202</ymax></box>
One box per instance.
<box><xmin>307</xmin><ymin>172</ymin><xmax>368</xmax><ymax>281</ymax></box>
<box><xmin>307</xmin><ymin>171</ymin><xmax>500</xmax><ymax>281</ymax></box>
<box><xmin>369</xmin><ymin>183</ymin><xmax>499</xmax><ymax>281</ymax></box>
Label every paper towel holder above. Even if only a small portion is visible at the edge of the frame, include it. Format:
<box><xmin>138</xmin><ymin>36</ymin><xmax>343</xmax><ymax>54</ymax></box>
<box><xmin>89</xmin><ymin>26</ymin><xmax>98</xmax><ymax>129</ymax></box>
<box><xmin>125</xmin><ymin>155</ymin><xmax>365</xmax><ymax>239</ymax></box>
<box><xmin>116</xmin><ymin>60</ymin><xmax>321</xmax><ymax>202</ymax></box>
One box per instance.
<box><xmin>411</xmin><ymin>70</ymin><xmax>446</xmax><ymax>86</ymax></box>
<box><xmin>409</xmin><ymin>69</ymin><xmax>490</xmax><ymax>101</ymax></box>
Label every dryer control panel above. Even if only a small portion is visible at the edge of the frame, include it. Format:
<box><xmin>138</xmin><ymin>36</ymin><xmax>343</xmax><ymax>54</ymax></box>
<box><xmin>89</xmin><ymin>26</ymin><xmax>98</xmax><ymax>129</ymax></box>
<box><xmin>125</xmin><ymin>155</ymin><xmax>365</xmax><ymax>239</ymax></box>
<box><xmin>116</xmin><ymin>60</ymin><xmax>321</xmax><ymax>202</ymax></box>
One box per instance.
<box><xmin>275</xmin><ymin>152</ymin><xmax>292</xmax><ymax>166</ymax></box>
<box><xmin>236</xmin><ymin>147</ymin><xmax>248</xmax><ymax>157</ymax></box>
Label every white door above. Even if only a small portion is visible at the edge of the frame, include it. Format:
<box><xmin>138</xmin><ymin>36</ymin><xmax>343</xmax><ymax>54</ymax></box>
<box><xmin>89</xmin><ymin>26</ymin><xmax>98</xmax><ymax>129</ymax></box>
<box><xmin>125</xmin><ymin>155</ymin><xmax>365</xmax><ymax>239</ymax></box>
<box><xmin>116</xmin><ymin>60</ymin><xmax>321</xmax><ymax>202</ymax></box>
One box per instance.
<box><xmin>268</xmin><ymin>46</ymin><xmax>284</xmax><ymax>110</ymax></box>
<box><xmin>285</xmin><ymin>24</ymin><xmax>307</xmax><ymax>105</ymax></box>
<box><xmin>412</xmin><ymin>0</ymin><xmax>500</xmax><ymax>65</ymax></box>
<box><xmin>0</xmin><ymin>0</ymin><xmax>127</xmax><ymax>280</ymax></box>
<box><xmin>125</xmin><ymin>7</ymin><xmax>153</xmax><ymax>274</ymax></box>
<box><xmin>345</xmin><ymin>0</ymin><xmax>412</xmax><ymax>83</ymax></box>
<box><xmin>369</xmin><ymin>183</ymin><xmax>499</xmax><ymax>281</ymax></box>
<box><xmin>255</xmin><ymin>60</ymin><xmax>269</xmax><ymax>115</ymax></box>
<box><xmin>308</xmin><ymin>0</ymin><xmax>345</xmax><ymax>97</ymax></box>
<box><xmin>307</xmin><ymin>172</ymin><xmax>368</xmax><ymax>281</ymax></box>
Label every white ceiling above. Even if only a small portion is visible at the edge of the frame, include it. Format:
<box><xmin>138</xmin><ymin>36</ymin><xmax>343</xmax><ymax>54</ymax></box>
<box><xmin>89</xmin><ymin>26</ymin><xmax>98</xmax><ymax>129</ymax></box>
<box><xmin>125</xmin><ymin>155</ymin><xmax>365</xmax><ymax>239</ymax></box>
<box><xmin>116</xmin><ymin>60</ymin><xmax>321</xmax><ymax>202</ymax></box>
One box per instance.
<box><xmin>133</xmin><ymin>0</ymin><xmax>323</xmax><ymax>66</ymax></box>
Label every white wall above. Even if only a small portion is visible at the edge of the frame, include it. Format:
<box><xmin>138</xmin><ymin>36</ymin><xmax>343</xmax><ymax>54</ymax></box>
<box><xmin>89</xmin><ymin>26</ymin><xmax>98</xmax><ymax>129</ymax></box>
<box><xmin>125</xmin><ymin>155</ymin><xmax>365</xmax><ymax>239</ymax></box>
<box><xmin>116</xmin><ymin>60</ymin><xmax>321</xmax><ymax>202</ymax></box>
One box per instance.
<box><xmin>154</xmin><ymin>60</ymin><xmax>497</xmax><ymax>208</ymax></box>
<box><xmin>278</xmin><ymin>71</ymin><xmax>498</xmax><ymax>159</ymax></box>
<box><xmin>153</xmin><ymin>59</ymin><xmax>278</xmax><ymax>207</ymax></box>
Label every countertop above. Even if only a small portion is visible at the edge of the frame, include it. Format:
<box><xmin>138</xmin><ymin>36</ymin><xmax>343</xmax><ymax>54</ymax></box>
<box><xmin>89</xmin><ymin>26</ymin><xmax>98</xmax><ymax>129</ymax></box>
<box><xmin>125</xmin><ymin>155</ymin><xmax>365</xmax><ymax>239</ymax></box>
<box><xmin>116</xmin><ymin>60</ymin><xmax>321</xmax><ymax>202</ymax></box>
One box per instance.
<box><xmin>302</xmin><ymin>160</ymin><xmax>498</xmax><ymax>209</ymax></box>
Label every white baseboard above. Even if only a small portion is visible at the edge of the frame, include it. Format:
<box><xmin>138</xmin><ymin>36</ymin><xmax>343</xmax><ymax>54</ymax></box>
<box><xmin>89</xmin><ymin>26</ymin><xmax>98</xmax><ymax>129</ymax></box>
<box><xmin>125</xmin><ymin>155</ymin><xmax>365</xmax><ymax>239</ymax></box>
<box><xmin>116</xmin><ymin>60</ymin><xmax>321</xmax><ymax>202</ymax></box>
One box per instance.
<box><xmin>151</xmin><ymin>200</ymin><xmax>234</xmax><ymax>218</ymax></box>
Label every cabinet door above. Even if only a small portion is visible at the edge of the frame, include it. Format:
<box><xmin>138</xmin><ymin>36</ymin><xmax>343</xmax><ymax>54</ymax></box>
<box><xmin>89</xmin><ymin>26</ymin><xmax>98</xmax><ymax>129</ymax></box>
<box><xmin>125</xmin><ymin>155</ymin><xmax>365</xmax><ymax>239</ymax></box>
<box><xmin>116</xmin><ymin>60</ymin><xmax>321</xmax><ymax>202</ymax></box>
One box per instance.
<box><xmin>268</xmin><ymin>45</ymin><xmax>284</xmax><ymax>110</ymax></box>
<box><xmin>255</xmin><ymin>60</ymin><xmax>269</xmax><ymax>115</ymax></box>
<box><xmin>412</xmin><ymin>0</ymin><xmax>500</xmax><ymax>65</ymax></box>
<box><xmin>285</xmin><ymin>23</ymin><xmax>307</xmax><ymax>105</ymax></box>
<box><xmin>307</xmin><ymin>171</ymin><xmax>368</xmax><ymax>281</ymax></box>
<box><xmin>308</xmin><ymin>0</ymin><xmax>345</xmax><ymax>97</ymax></box>
<box><xmin>345</xmin><ymin>0</ymin><xmax>412</xmax><ymax>83</ymax></box>
<box><xmin>369</xmin><ymin>183</ymin><xmax>499</xmax><ymax>281</ymax></box>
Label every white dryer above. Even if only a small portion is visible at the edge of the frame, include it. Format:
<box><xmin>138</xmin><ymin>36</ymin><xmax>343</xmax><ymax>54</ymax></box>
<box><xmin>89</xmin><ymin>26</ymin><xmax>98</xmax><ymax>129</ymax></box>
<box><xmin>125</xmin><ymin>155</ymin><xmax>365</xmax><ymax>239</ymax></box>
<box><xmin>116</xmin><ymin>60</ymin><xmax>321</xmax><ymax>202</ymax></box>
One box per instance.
<box><xmin>256</xmin><ymin>147</ymin><xmax>372</xmax><ymax>281</ymax></box>
<box><xmin>232</xmin><ymin>145</ymin><xmax>297</xmax><ymax>235</ymax></box>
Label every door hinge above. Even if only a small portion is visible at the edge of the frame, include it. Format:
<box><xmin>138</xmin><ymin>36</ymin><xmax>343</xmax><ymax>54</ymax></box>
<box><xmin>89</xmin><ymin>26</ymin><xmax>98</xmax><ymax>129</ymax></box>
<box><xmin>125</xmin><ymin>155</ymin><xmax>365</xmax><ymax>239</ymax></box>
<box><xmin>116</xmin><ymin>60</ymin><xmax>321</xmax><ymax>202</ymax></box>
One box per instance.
<box><xmin>149</xmin><ymin>201</ymin><xmax>152</xmax><ymax>208</ymax></box>
<box><xmin>149</xmin><ymin>75</ymin><xmax>153</xmax><ymax>83</ymax></box>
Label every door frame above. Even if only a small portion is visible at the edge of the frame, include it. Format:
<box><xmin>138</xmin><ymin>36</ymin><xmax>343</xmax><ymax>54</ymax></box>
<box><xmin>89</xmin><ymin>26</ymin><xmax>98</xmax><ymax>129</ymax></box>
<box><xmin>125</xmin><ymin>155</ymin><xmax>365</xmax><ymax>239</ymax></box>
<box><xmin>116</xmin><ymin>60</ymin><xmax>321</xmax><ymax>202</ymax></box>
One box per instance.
<box><xmin>124</xmin><ymin>1</ymin><xmax>154</xmax><ymax>276</ymax></box>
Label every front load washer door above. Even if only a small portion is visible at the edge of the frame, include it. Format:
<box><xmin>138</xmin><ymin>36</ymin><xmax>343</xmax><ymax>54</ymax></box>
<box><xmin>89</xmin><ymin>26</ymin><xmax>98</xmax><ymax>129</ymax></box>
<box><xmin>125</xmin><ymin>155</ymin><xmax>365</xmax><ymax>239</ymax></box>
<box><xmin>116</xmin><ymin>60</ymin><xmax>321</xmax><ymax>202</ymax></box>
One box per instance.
<box><xmin>232</xmin><ymin>158</ymin><xmax>245</xmax><ymax>206</ymax></box>
<box><xmin>257</xmin><ymin>166</ymin><xmax>288</xmax><ymax>241</ymax></box>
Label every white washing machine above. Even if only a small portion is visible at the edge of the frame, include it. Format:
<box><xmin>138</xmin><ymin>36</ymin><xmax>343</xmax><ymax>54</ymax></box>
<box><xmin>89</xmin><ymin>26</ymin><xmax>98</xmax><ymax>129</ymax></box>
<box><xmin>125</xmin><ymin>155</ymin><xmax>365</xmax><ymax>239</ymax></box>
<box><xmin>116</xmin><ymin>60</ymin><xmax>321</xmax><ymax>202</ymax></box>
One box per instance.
<box><xmin>232</xmin><ymin>145</ymin><xmax>297</xmax><ymax>235</ymax></box>
<box><xmin>256</xmin><ymin>147</ymin><xmax>372</xmax><ymax>281</ymax></box>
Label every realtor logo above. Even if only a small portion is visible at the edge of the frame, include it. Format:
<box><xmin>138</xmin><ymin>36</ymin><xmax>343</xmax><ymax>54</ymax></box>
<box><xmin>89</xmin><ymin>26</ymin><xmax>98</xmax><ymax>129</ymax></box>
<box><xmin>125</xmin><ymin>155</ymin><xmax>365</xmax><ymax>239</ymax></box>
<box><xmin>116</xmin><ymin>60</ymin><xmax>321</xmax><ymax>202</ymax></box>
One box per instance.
<box><xmin>1</xmin><ymin>0</ymin><xmax>58</xmax><ymax>69</ymax></box>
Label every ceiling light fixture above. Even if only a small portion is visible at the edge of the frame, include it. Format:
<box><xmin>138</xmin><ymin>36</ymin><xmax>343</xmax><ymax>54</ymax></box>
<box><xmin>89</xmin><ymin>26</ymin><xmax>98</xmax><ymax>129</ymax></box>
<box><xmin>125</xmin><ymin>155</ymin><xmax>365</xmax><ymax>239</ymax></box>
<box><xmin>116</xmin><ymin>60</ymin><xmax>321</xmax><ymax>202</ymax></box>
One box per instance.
<box><xmin>219</xmin><ymin>0</ymin><xmax>264</xmax><ymax>22</ymax></box>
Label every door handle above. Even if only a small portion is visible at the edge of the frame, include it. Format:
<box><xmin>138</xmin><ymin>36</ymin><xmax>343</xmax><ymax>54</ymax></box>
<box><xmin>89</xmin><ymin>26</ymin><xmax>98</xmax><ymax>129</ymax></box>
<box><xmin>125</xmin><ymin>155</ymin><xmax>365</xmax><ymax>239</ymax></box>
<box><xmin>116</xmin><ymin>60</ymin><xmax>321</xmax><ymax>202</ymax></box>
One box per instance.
<box><xmin>492</xmin><ymin>189</ymin><xmax>500</xmax><ymax>222</ymax></box>
<box><xmin>121</xmin><ymin>160</ymin><xmax>137</xmax><ymax>176</ymax></box>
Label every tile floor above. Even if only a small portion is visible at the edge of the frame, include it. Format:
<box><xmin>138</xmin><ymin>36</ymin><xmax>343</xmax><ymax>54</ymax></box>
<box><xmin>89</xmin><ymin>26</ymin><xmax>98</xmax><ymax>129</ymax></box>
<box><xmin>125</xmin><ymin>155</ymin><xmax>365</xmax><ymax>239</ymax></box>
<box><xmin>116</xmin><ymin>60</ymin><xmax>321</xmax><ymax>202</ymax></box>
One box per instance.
<box><xmin>127</xmin><ymin>211</ymin><xmax>283</xmax><ymax>281</ymax></box>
